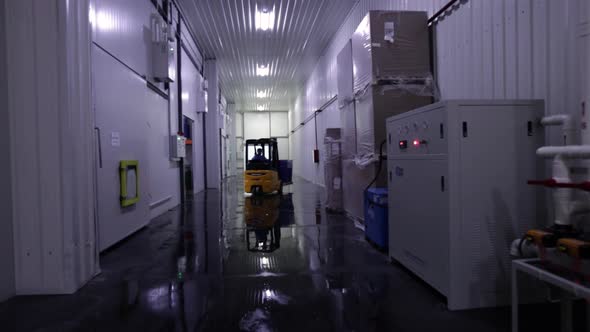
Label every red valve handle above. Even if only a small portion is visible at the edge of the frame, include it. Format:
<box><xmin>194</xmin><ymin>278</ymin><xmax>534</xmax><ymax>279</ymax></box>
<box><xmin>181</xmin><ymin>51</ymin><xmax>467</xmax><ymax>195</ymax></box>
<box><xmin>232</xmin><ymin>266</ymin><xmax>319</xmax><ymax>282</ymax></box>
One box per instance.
<box><xmin>576</xmin><ymin>182</ymin><xmax>590</xmax><ymax>191</ymax></box>
<box><xmin>527</xmin><ymin>179</ymin><xmax>590</xmax><ymax>191</ymax></box>
<box><xmin>527</xmin><ymin>179</ymin><xmax>558</xmax><ymax>187</ymax></box>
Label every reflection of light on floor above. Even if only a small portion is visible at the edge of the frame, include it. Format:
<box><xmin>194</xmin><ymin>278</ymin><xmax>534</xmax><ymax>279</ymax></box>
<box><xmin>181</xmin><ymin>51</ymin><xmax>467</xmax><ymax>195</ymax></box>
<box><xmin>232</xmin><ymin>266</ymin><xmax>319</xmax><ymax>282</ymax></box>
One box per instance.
<box><xmin>147</xmin><ymin>284</ymin><xmax>172</xmax><ymax>312</ymax></box>
<box><xmin>262</xmin><ymin>288</ymin><xmax>291</xmax><ymax>305</ymax></box>
<box><xmin>260</xmin><ymin>257</ymin><xmax>270</xmax><ymax>269</ymax></box>
<box><xmin>239</xmin><ymin>308</ymin><xmax>271</xmax><ymax>332</ymax></box>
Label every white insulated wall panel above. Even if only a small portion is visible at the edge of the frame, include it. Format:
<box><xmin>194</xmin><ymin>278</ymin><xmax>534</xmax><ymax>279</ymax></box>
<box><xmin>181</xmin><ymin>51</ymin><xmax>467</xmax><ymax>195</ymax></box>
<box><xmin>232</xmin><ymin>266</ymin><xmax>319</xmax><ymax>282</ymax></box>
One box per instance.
<box><xmin>92</xmin><ymin>0</ymin><xmax>158</xmax><ymax>78</ymax></box>
<box><xmin>192</xmin><ymin>114</ymin><xmax>206</xmax><ymax>193</ymax></box>
<box><xmin>92</xmin><ymin>0</ymin><xmax>184</xmax><ymax>234</ymax></box>
<box><xmin>236</xmin><ymin>112</ymin><xmax>244</xmax><ymax>137</ymax></box>
<box><xmin>6</xmin><ymin>0</ymin><xmax>98</xmax><ymax>294</ymax></box>
<box><xmin>0</xmin><ymin>0</ymin><xmax>15</xmax><ymax>301</ymax></box>
<box><xmin>146</xmin><ymin>91</ymin><xmax>180</xmax><ymax>219</ymax></box>
<box><xmin>93</xmin><ymin>46</ymin><xmax>151</xmax><ymax>251</ymax></box>
<box><xmin>291</xmin><ymin>121</ymin><xmax>319</xmax><ymax>184</ymax></box>
<box><xmin>180</xmin><ymin>20</ymin><xmax>203</xmax><ymax>72</ymax></box>
<box><xmin>270</xmin><ymin>112</ymin><xmax>289</xmax><ymax>137</ymax></box>
<box><xmin>244</xmin><ymin>112</ymin><xmax>270</xmax><ymax>140</ymax></box>
<box><xmin>181</xmin><ymin>49</ymin><xmax>201</xmax><ymax>121</ymax></box>
<box><xmin>276</xmin><ymin>137</ymin><xmax>290</xmax><ymax>161</ymax></box>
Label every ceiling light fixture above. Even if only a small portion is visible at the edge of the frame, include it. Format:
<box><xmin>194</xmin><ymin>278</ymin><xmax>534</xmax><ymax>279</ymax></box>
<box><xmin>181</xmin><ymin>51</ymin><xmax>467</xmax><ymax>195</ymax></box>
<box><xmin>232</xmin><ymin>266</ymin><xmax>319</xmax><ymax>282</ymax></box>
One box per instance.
<box><xmin>256</xmin><ymin>64</ymin><xmax>269</xmax><ymax>77</ymax></box>
<box><xmin>255</xmin><ymin>5</ymin><xmax>275</xmax><ymax>31</ymax></box>
<box><xmin>257</xmin><ymin>90</ymin><xmax>268</xmax><ymax>98</ymax></box>
<box><xmin>257</xmin><ymin>104</ymin><xmax>267</xmax><ymax>111</ymax></box>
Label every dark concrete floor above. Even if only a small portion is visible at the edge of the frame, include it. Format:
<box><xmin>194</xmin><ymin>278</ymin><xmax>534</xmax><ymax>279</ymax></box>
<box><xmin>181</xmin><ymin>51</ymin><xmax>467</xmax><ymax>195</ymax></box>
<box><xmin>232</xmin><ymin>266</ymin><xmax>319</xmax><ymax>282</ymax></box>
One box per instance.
<box><xmin>0</xmin><ymin>178</ymin><xmax>571</xmax><ymax>331</ymax></box>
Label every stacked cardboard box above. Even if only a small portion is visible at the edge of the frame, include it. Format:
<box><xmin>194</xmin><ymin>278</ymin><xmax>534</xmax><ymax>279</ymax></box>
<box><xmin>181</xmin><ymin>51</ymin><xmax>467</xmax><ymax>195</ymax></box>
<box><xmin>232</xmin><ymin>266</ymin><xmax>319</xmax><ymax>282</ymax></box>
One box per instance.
<box><xmin>339</xmin><ymin>11</ymin><xmax>434</xmax><ymax>222</ymax></box>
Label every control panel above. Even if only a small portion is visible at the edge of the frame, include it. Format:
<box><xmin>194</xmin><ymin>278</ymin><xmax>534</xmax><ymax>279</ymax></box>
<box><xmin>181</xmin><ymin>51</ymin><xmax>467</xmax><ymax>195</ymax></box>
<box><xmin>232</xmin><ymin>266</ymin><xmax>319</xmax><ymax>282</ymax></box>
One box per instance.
<box><xmin>387</xmin><ymin>107</ymin><xmax>447</xmax><ymax>158</ymax></box>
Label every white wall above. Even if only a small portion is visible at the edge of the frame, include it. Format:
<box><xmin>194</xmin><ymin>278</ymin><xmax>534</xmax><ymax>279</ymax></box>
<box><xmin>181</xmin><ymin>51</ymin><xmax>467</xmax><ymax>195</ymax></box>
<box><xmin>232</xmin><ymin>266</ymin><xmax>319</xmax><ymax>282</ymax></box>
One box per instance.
<box><xmin>205</xmin><ymin>60</ymin><xmax>222</xmax><ymax>188</ymax></box>
<box><xmin>291</xmin><ymin>102</ymin><xmax>340</xmax><ymax>186</ymax></box>
<box><xmin>193</xmin><ymin>113</ymin><xmax>206</xmax><ymax>192</ymax></box>
<box><xmin>227</xmin><ymin>103</ymin><xmax>237</xmax><ymax>177</ymax></box>
<box><xmin>92</xmin><ymin>0</ymin><xmax>187</xmax><ymax>220</ymax></box>
<box><xmin>242</xmin><ymin>111</ymin><xmax>291</xmax><ymax>161</ymax></box>
<box><xmin>4</xmin><ymin>0</ymin><xmax>98</xmax><ymax>294</ymax></box>
<box><xmin>235</xmin><ymin>111</ymin><xmax>244</xmax><ymax>171</ymax></box>
<box><xmin>180</xmin><ymin>47</ymin><xmax>207</xmax><ymax>193</ymax></box>
<box><xmin>0</xmin><ymin>0</ymin><xmax>15</xmax><ymax>302</ymax></box>
<box><xmin>292</xmin><ymin>0</ymin><xmax>587</xmax><ymax>183</ymax></box>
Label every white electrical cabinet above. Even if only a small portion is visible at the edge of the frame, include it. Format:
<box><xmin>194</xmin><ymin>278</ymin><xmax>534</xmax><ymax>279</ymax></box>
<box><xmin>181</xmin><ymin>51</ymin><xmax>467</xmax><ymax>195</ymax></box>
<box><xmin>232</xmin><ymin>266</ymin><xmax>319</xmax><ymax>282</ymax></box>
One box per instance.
<box><xmin>386</xmin><ymin>100</ymin><xmax>546</xmax><ymax>310</ymax></box>
<box><xmin>151</xmin><ymin>14</ymin><xmax>176</xmax><ymax>83</ymax></box>
<box><xmin>170</xmin><ymin>134</ymin><xmax>186</xmax><ymax>159</ymax></box>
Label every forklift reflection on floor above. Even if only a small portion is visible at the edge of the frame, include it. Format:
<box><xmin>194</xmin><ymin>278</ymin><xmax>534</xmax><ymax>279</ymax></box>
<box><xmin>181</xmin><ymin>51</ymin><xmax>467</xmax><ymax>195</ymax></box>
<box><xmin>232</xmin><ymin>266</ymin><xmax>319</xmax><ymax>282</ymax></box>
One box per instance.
<box><xmin>245</xmin><ymin>194</ymin><xmax>281</xmax><ymax>252</ymax></box>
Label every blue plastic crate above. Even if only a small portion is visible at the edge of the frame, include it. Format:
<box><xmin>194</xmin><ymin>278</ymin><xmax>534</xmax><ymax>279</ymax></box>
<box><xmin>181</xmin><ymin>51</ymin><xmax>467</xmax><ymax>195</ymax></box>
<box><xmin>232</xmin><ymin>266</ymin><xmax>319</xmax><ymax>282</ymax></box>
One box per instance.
<box><xmin>364</xmin><ymin>188</ymin><xmax>388</xmax><ymax>250</ymax></box>
<box><xmin>278</xmin><ymin>160</ymin><xmax>293</xmax><ymax>184</ymax></box>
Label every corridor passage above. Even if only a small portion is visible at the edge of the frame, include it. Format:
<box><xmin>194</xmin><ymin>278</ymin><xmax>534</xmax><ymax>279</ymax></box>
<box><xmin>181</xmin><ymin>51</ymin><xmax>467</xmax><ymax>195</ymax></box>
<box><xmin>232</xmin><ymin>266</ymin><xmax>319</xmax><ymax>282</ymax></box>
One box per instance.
<box><xmin>0</xmin><ymin>179</ymin><xmax>537</xmax><ymax>331</ymax></box>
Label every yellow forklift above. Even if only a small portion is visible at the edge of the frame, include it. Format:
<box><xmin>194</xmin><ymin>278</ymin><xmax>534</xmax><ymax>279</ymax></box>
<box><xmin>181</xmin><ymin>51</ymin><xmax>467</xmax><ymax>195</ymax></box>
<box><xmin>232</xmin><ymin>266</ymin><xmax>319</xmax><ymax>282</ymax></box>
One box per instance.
<box><xmin>244</xmin><ymin>138</ymin><xmax>282</xmax><ymax>195</ymax></box>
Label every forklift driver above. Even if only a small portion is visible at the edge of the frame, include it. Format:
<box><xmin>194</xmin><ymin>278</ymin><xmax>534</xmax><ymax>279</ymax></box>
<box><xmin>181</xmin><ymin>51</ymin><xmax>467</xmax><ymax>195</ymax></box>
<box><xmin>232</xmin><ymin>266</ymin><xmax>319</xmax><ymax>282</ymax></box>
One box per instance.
<box><xmin>251</xmin><ymin>148</ymin><xmax>268</xmax><ymax>162</ymax></box>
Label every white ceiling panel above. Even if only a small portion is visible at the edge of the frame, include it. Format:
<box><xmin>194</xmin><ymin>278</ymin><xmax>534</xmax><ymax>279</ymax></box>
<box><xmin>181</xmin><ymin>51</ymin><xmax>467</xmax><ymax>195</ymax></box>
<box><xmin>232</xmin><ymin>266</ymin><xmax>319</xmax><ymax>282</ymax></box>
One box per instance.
<box><xmin>178</xmin><ymin>0</ymin><xmax>358</xmax><ymax>111</ymax></box>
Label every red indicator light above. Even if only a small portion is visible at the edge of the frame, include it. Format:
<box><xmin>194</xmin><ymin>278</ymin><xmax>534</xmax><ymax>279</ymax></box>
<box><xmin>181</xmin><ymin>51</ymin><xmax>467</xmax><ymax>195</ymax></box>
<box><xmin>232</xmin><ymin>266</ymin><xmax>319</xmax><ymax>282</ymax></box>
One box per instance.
<box><xmin>398</xmin><ymin>140</ymin><xmax>408</xmax><ymax>150</ymax></box>
<box><xmin>413</xmin><ymin>139</ymin><xmax>420</xmax><ymax>146</ymax></box>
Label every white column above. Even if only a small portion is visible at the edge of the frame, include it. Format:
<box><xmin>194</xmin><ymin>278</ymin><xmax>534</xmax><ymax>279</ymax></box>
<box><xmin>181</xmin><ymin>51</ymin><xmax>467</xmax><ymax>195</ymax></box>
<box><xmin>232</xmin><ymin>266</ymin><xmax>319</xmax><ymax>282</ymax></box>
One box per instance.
<box><xmin>227</xmin><ymin>103</ymin><xmax>237</xmax><ymax>177</ymax></box>
<box><xmin>4</xmin><ymin>0</ymin><xmax>98</xmax><ymax>295</ymax></box>
<box><xmin>0</xmin><ymin>0</ymin><xmax>15</xmax><ymax>302</ymax></box>
<box><xmin>205</xmin><ymin>60</ymin><xmax>221</xmax><ymax>188</ymax></box>
<box><xmin>578</xmin><ymin>0</ymin><xmax>590</xmax><ymax>145</ymax></box>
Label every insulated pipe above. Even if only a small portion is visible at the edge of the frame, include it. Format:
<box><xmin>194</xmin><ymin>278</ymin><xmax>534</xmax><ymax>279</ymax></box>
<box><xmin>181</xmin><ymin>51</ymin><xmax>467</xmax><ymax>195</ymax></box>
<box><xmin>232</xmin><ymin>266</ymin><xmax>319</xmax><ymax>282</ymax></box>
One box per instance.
<box><xmin>537</xmin><ymin>146</ymin><xmax>590</xmax><ymax>158</ymax></box>
<box><xmin>571</xmin><ymin>201</ymin><xmax>590</xmax><ymax>216</ymax></box>
<box><xmin>540</xmin><ymin>114</ymin><xmax>575</xmax><ymax>145</ymax></box>
<box><xmin>552</xmin><ymin>155</ymin><xmax>573</xmax><ymax>226</ymax></box>
<box><xmin>541</xmin><ymin>114</ymin><xmax>574</xmax><ymax>128</ymax></box>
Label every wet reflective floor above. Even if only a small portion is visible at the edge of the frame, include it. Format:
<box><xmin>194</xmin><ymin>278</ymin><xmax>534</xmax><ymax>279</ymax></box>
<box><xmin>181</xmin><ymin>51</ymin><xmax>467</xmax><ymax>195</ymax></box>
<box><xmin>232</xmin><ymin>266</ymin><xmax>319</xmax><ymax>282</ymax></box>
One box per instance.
<box><xmin>0</xmin><ymin>178</ymin><xmax>566</xmax><ymax>331</ymax></box>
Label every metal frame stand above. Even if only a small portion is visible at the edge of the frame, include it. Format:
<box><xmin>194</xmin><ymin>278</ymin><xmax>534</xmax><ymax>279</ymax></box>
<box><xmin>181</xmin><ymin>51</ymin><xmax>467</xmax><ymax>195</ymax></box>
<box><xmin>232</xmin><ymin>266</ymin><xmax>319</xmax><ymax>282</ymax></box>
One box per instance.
<box><xmin>512</xmin><ymin>259</ymin><xmax>590</xmax><ymax>332</ymax></box>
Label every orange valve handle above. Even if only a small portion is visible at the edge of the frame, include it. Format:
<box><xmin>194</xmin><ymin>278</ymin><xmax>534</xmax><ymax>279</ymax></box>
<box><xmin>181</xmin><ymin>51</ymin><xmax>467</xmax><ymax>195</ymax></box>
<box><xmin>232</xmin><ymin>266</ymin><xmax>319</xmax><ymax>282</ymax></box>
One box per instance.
<box><xmin>557</xmin><ymin>238</ymin><xmax>590</xmax><ymax>259</ymax></box>
<box><xmin>525</xmin><ymin>229</ymin><xmax>557</xmax><ymax>247</ymax></box>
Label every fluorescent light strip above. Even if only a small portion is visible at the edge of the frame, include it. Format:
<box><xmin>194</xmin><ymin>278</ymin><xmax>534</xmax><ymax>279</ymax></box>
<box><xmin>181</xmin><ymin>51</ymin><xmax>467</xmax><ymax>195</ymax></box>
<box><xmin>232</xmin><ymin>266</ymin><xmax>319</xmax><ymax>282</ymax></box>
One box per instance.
<box><xmin>255</xmin><ymin>5</ymin><xmax>275</xmax><ymax>31</ymax></box>
<box><xmin>256</xmin><ymin>64</ymin><xmax>269</xmax><ymax>77</ymax></box>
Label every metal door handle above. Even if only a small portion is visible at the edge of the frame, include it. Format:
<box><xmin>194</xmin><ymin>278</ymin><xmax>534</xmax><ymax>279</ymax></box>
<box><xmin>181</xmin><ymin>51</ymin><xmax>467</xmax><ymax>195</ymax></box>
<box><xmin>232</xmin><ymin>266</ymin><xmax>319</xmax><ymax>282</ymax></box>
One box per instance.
<box><xmin>95</xmin><ymin>127</ymin><xmax>102</xmax><ymax>168</ymax></box>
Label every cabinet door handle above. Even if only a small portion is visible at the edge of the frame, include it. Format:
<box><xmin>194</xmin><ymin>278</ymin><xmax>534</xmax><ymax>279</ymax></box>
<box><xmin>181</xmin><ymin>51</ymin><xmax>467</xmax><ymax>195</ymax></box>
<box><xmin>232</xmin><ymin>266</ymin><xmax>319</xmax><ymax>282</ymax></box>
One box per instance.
<box><xmin>441</xmin><ymin>176</ymin><xmax>445</xmax><ymax>192</ymax></box>
<box><xmin>95</xmin><ymin>127</ymin><xmax>102</xmax><ymax>168</ymax></box>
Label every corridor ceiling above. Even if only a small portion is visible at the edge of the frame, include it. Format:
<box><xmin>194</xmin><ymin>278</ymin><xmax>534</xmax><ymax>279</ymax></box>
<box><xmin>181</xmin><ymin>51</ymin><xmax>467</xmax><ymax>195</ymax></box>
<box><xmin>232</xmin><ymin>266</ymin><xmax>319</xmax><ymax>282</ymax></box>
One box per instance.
<box><xmin>178</xmin><ymin>0</ymin><xmax>358</xmax><ymax>111</ymax></box>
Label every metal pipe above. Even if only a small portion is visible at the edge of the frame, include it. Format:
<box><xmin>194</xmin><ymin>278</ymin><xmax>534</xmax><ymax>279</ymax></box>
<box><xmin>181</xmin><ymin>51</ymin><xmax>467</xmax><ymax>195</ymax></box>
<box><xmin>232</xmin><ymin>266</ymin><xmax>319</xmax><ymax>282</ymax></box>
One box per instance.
<box><xmin>540</xmin><ymin>114</ymin><xmax>575</xmax><ymax>145</ymax></box>
<box><xmin>314</xmin><ymin>113</ymin><xmax>318</xmax><ymax>149</ymax></box>
<box><xmin>176</xmin><ymin>21</ymin><xmax>185</xmax><ymax>205</ymax></box>
<box><xmin>537</xmin><ymin>146</ymin><xmax>590</xmax><ymax>158</ymax></box>
<box><xmin>552</xmin><ymin>155</ymin><xmax>573</xmax><ymax>226</ymax></box>
<box><xmin>428</xmin><ymin>0</ymin><xmax>460</xmax><ymax>24</ymax></box>
<box><xmin>541</xmin><ymin>115</ymin><xmax>573</xmax><ymax>127</ymax></box>
<box><xmin>290</xmin><ymin>95</ymin><xmax>338</xmax><ymax>135</ymax></box>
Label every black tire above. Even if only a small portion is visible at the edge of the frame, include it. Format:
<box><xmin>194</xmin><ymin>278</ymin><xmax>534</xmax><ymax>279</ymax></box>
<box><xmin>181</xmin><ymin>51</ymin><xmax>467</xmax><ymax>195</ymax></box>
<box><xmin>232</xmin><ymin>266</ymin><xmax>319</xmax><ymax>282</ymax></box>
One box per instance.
<box><xmin>278</xmin><ymin>181</ymin><xmax>283</xmax><ymax>195</ymax></box>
